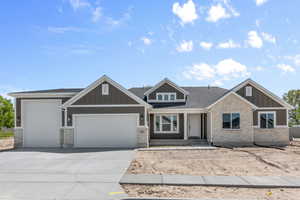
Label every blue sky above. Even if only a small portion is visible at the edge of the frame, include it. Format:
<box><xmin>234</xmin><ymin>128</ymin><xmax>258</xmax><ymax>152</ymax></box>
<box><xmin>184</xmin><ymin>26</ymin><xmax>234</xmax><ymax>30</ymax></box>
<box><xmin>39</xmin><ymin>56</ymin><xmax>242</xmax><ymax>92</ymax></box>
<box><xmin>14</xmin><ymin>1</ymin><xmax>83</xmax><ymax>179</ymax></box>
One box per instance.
<box><xmin>0</xmin><ymin>0</ymin><xmax>299</xmax><ymax>99</ymax></box>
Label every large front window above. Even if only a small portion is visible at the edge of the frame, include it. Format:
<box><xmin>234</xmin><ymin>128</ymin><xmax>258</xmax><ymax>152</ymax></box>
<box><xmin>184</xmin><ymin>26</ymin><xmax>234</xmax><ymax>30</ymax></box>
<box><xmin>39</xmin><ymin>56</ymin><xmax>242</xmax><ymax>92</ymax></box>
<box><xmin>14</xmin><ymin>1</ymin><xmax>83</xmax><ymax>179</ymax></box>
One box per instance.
<box><xmin>155</xmin><ymin>114</ymin><xmax>178</xmax><ymax>133</ymax></box>
<box><xmin>222</xmin><ymin>113</ymin><xmax>240</xmax><ymax>129</ymax></box>
<box><xmin>259</xmin><ymin>112</ymin><xmax>275</xmax><ymax>129</ymax></box>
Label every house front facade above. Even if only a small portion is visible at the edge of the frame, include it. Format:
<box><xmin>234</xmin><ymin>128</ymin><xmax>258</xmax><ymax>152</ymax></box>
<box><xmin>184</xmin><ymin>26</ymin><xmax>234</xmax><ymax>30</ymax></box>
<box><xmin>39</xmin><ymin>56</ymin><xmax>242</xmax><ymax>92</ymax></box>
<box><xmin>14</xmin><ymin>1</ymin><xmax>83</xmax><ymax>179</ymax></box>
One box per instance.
<box><xmin>9</xmin><ymin>75</ymin><xmax>293</xmax><ymax>148</ymax></box>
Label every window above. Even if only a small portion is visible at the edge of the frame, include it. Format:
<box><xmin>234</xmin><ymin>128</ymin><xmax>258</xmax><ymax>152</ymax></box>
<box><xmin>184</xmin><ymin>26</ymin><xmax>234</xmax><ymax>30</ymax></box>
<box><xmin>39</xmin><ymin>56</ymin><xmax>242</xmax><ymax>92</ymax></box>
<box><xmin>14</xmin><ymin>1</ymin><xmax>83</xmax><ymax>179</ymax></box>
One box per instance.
<box><xmin>154</xmin><ymin>114</ymin><xmax>178</xmax><ymax>133</ymax></box>
<box><xmin>245</xmin><ymin>86</ymin><xmax>252</xmax><ymax>97</ymax></box>
<box><xmin>102</xmin><ymin>84</ymin><xmax>109</xmax><ymax>95</ymax></box>
<box><xmin>156</xmin><ymin>93</ymin><xmax>177</xmax><ymax>102</ymax></box>
<box><xmin>259</xmin><ymin>112</ymin><xmax>275</xmax><ymax>129</ymax></box>
<box><xmin>222</xmin><ymin>113</ymin><xmax>240</xmax><ymax>129</ymax></box>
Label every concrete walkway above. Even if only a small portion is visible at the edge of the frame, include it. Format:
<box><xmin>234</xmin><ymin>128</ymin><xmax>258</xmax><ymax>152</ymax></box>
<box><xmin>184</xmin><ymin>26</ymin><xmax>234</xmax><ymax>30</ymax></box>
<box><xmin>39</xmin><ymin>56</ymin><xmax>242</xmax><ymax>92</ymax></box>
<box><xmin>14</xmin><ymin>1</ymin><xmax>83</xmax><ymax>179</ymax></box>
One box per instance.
<box><xmin>120</xmin><ymin>174</ymin><xmax>300</xmax><ymax>188</ymax></box>
<box><xmin>0</xmin><ymin>148</ymin><xmax>134</xmax><ymax>200</ymax></box>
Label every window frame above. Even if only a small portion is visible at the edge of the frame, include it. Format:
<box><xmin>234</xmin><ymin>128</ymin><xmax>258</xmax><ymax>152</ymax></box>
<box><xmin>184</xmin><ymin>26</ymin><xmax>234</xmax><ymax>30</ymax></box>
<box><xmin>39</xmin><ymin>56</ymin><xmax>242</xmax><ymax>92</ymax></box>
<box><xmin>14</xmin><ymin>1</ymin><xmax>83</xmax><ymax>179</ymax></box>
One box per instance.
<box><xmin>258</xmin><ymin>111</ymin><xmax>276</xmax><ymax>129</ymax></box>
<box><xmin>101</xmin><ymin>84</ymin><xmax>109</xmax><ymax>95</ymax></box>
<box><xmin>245</xmin><ymin>86</ymin><xmax>253</xmax><ymax>97</ymax></box>
<box><xmin>155</xmin><ymin>92</ymin><xmax>177</xmax><ymax>102</ymax></box>
<box><xmin>154</xmin><ymin>114</ymin><xmax>179</xmax><ymax>133</ymax></box>
<box><xmin>222</xmin><ymin>113</ymin><xmax>241</xmax><ymax>130</ymax></box>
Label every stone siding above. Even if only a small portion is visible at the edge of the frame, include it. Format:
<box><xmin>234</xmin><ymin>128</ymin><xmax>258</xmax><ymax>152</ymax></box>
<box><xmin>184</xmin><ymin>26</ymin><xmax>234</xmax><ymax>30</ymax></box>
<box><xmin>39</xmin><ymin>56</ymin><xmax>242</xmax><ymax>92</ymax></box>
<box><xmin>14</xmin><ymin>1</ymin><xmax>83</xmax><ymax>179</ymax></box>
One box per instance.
<box><xmin>210</xmin><ymin>93</ymin><xmax>254</xmax><ymax>146</ymax></box>
<box><xmin>254</xmin><ymin>128</ymin><xmax>289</xmax><ymax>146</ymax></box>
<box><xmin>137</xmin><ymin>126</ymin><xmax>149</xmax><ymax>148</ymax></box>
<box><xmin>14</xmin><ymin>128</ymin><xmax>23</xmax><ymax>148</ymax></box>
<box><xmin>61</xmin><ymin>127</ymin><xmax>74</xmax><ymax>148</ymax></box>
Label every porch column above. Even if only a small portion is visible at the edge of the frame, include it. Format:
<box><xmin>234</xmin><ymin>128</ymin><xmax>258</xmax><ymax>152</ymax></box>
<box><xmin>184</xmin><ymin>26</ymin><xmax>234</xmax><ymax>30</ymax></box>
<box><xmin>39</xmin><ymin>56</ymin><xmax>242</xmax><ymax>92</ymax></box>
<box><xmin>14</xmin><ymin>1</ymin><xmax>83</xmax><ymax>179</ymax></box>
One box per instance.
<box><xmin>184</xmin><ymin>113</ymin><xmax>188</xmax><ymax>140</ymax></box>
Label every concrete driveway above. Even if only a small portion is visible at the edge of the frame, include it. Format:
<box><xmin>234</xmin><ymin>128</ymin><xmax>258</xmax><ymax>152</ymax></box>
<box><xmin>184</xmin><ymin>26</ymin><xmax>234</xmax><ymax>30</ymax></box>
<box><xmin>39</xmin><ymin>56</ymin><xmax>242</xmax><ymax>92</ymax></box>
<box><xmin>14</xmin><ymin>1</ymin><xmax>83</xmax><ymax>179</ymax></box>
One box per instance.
<box><xmin>0</xmin><ymin>148</ymin><xmax>134</xmax><ymax>200</ymax></box>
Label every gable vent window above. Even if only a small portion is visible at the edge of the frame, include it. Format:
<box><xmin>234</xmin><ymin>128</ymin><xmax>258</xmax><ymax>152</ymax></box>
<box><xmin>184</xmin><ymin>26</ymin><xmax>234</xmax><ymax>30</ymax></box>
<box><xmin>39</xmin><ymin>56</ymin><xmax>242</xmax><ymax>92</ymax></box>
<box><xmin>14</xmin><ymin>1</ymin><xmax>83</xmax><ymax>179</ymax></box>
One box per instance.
<box><xmin>102</xmin><ymin>84</ymin><xmax>109</xmax><ymax>95</ymax></box>
<box><xmin>245</xmin><ymin>86</ymin><xmax>252</xmax><ymax>97</ymax></box>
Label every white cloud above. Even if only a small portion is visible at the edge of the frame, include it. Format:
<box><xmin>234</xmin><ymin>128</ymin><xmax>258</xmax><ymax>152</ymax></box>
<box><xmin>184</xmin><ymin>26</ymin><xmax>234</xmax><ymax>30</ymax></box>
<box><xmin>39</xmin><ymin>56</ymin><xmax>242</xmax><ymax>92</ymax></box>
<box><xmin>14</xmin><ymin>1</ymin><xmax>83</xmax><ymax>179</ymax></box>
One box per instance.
<box><xmin>212</xmin><ymin>80</ymin><xmax>223</xmax><ymax>86</ymax></box>
<box><xmin>246</xmin><ymin>31</ymin><xmax>263</xmax><ymax>48</ymax></box>
<box><xmin>172</xmin><ymin>0</ymin><xmax>198</xmax><ymax>25</ymax></box>
<box><xmin>141</xmin><ymin>37</ymin><xmax>152</xmax><ymax>45</ymax></box>
<box><xmin>69</xmin><ymin>0</ymin><xmax>90</xmax><ymax>11</ymax></box>
<box><xmin>277</xmin><ymin>64</ymin><xmax>295</xmax><ymax>73</ymax></box>
<box><xmin>105</xmin><ymin>7</ymin><xmax>132</xmax><ymax>27</ymax></box>
<box><xmin>183</xmin><ymin>58</ymin><xmax>250</xmax><ymax>83</ymax></box>
<box><xmin>255</xmin><ymin>66</ymin><xmax>265</xmax><ymax>71</ymax></box>
<box><xmin>206</xmin><ymin>0</ymin><xmax>239</xmax><ymax>23</ymax></box>
<box><xmin>47</xmin><ymin>26</ymin><xmax>84</xmax><ymax>34</ymax></box>
<box><xmin>256</xmin><ymin>0</ymin><xmax>268</xmax><ymax>6</ymax></box>
<box><xmin>217</xmin><ymin>39</ymin><xmax>240</xmax><ymax>49</ymax></box>
<box><xmin>200</xmin><ymin>42</ymin><xmax>213</xmax><ymax>50</ymax></box>
<box><xmin>176</xmin><ymin>40</ymin><xmax>193</xmax><ymax>52</ymax></box>
<box><xmin>261</xmin><ymin>32</ymin><xmax>276</xmax><ymax>44</ymax></box>
<box><xmin>92</xmin><ymin>7</ymin><xmax>102</xmax><ymax>22</ymax></box>
<box><xmin>285</xmin><ymin>54</ymin><xmax>300</xmax><ymax>66</ymax></box>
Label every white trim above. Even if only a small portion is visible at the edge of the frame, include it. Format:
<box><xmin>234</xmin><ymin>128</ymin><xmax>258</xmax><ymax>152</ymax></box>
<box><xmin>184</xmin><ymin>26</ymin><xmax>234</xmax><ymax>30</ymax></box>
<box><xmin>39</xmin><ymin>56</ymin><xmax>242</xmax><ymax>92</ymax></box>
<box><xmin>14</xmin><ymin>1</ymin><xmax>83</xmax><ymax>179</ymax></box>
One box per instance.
<box><xmin>184</xmin><ymin>113</ymin><xmax>188</xmax><ymax>140</ymax></box>
<box><xmin>286</xmin><ymin>109</ymin><xmax>289</xmax><ymax>127</ymax></box>
<box><xmin>9</xmin><ymin>92</ymin><xmax>76</xmax><ymax>98</ymax></box>
<box><xmin>232</xmin><ymin>79</ymin><xmax>294</xmax><ymax>110</ymax></box>
<box><xmin>147</xmin><ymin>99</ymin><xmax>186</xmax><ymax>103</ymax></box>
<box><xmin>207</xmin><ymin>91</ymin><xmax>258</xmax><ymax>110</ymax></box>
<box><xmin>257</xmin><ymin>111</ymin><xmax>276</xmax><ymax>129</ymax></box>
<box><xmin>153</xmin><ymin>113</ymin><xmax>179</xmax><ymax>134</ymax></box>
<box><xmin>210</xmin><ymin>111</ymin><xmax>213</xmax><ymax>144</ymax></box>
<box><xmin>62</xmin><ymin>75</ymin><xmax>151</xmax><ymax>108</ymax></box>
<box><xmin>276</xmin><ymin>125</ymin><xmax>289</xmax><ymax>128</ymax></box>
<box><xmin>21</xmin><ymin>99</ymin><xmax>62</xmax><ymax>147</ymax></box>
<box><xmin>256</xmin><ymin>107</ymin><xmax>287</xmax><ymax>110</ymax></box>
<box><xmin>245</xmin><ymin>86</ymin><xmax>252</xmax><ymax>97</ymax></box>
<box><xmin>64</xmin><ymin>108</ymin><xmax>67</xmax><ymax>128</ymax></box>
<box><xmin>144</xmin><ymin>78</ymin><xmax>189</xmax><ymax>96</ymax></box>
<box><xmin>149</xmin><ymin>108</ymin><xmax>207</xmax><ymax>114</ymax></box>
<box><xmin>67</xmin><ymin>104</ymin><xmax>145</xmax><ymax>108</ymax></box>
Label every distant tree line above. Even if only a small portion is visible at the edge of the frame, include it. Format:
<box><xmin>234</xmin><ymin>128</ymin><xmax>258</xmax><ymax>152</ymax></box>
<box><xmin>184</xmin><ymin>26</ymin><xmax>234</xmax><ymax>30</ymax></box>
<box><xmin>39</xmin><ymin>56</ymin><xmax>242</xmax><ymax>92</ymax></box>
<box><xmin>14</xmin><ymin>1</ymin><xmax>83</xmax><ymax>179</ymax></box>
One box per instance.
<box><xmin>0</xmin><ymin>95</ymin><xmax>14</xmax><ymax>129</ymax></box>
<box><xmin>283</xmin><ymin>90</ymin><xmax>300</xmax><ymax>126</ymax></box>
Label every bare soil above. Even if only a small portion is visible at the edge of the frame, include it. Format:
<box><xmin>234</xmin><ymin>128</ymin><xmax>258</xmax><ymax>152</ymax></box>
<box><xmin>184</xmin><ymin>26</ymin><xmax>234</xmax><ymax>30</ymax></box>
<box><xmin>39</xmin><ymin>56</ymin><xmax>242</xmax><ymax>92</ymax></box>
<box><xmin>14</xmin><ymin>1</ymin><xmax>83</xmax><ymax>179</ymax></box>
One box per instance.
<box><xmin>122</xmin><ymin>184</ymin><xmax>300</xmax><ymax>200</ymax></box>
<box><xmin>0</xmin><ymin>138</ymin><xmax>14</xmax><ymax>151</ymax></box>
<box><xmin>127</xmin><ymin>141</ymin><xmax>300</xmax><ymax>176</ymax></box>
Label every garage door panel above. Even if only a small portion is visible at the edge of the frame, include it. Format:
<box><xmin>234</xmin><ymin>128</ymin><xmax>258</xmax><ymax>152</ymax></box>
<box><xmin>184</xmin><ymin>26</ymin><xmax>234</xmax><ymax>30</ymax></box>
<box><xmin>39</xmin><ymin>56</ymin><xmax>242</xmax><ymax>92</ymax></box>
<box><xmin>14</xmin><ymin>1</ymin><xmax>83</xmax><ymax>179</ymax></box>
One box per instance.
<box><xmin>74</xmin><ymin>114</ymin><xmax>137</xmax><ymax>148</ymax></box>
<box><xmin>22</xmin><ymin>100</ymin><xmax>61</xmax><ymax>147</ymax></box>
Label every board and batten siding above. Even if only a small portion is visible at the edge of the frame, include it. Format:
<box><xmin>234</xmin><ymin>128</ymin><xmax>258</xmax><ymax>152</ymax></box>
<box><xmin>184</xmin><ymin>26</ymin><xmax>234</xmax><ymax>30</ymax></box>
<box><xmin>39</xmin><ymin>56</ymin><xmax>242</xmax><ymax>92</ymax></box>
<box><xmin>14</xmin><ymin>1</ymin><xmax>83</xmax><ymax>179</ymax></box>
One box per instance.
<box><xmin>148</xmin><ymin>83</ymin><xmax>185</xmax><ymax>100</ymax></box>
<box><xmin>16</xmin><ymin>97</ymin><xmax>70</xmax><ymax>127</ymax></box>
<box><xmin>149</xmin><ymin>113</ymin><xmax>184</xmax><ymax>139</ymax></box>
<box><xmin>67</xmin><ymin>107</ymin><xmax>145</xmax><ymax>126</ymax></box>
<box><xmin>236</xmin><ymin>84</ymin><xmax>283</xmax><ymax>107</ymax></box>
<box><xmin>253</xmin><ymin>109</ymin><xmax>287</xmax><ymax>126</ymax></box>
<box><xmin>73</xmin><ymin>81</ymin><xmax>138</xmax><ymax>105</ymax></box>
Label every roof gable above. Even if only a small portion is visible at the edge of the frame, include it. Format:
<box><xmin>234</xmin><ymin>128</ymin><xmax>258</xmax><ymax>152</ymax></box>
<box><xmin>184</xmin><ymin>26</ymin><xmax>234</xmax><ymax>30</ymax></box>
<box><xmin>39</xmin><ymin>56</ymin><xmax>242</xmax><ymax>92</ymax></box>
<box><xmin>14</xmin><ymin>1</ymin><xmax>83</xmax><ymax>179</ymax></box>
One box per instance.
<box><xmin>62</xmin><ymin>75</ymin><xmax>151</xmax><ymax>108</ymax></box>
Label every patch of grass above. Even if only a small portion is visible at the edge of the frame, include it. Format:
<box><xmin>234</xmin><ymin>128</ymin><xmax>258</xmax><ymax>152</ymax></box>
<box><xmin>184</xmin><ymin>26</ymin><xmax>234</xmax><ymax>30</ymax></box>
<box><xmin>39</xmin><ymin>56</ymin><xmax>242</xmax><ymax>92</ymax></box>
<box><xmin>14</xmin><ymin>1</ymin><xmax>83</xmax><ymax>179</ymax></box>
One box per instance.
<box><xmin>0</xmin><ymin>131</ymin><xmax>14</xmax><ymax>139</ymax></box>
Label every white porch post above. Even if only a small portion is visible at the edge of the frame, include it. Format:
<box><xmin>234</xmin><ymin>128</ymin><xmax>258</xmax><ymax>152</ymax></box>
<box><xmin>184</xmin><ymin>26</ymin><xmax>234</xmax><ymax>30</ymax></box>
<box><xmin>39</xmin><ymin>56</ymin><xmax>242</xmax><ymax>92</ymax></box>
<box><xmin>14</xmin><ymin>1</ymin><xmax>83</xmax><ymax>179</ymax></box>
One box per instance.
<box><xmin>184</xmin><ymin>112</ymin><xmax>188</xmax><ymax>140</ymax></box>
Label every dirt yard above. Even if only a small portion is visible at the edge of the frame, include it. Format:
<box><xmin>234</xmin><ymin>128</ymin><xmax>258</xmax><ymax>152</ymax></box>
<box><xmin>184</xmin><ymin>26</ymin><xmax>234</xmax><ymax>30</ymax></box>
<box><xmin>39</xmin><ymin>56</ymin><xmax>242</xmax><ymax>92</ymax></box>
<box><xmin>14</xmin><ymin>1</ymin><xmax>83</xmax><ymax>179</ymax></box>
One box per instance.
<box><xmin>127</xmin><ymin>141</ymin><xmax>300</xmax><ymax>176</ymax></box>
<box><xmin>122</xmin><ymin>185</ymin><xmax>300</xmax><ymax>200</ymax></box>
<box><xmin>0</xmin><ymin>138</ymin><xmax>14</xmax><ymax>151</ymax></box>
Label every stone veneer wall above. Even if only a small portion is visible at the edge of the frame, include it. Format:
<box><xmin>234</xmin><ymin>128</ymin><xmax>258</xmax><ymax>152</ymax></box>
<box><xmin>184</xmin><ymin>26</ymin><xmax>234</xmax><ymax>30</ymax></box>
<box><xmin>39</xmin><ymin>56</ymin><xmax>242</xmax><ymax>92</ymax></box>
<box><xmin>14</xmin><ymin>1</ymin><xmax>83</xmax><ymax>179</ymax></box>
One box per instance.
<box><xmin>14</xmin><ymin>128</ymin><xmax>23</xmax><ymax>148</ymax></box>
<box><xmin>137</xmin><ymin>126</ymin><xmax>149</xmax><ymax>148</ymax></box>
<box><xmin>254</xmin><ymin>127</ymin><xmax>289</xmax><ymax>146</ymax></box>
<box><xmin>61</xmin><ymin>127</ymin><xmax>74</xmax><ymax>148</ymax></box>
<box><xmin>210</xmin><ymin>93</ymin><xmax>254</xmax><ymax>146</ymax></box>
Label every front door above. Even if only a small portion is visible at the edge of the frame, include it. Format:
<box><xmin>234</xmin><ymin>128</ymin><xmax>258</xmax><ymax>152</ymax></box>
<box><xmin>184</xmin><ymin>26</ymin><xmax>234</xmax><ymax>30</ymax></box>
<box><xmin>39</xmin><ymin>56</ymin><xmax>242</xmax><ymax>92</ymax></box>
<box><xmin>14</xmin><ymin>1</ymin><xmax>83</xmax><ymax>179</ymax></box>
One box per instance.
<box><xmin>189</xmin><ymin>114</ymin><xmax>201</xmax><ymax>139</ymax></box>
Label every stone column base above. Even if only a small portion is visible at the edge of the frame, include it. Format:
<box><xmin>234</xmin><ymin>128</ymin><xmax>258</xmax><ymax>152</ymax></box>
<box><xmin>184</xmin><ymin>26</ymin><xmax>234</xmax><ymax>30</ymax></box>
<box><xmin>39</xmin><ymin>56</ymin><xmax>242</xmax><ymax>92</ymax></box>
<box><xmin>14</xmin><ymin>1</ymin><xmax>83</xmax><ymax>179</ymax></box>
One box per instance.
<box><xmin>61</xmin><ymin>127</ymin><xmax>74</xmax><ymax>148</ymax></box>
<box><xmin>14</xmin><ymin>128</ymin><xmax>23</xmax><ymax>148</ymax></box>
<box><xmin>137</xmin><ymin>126</ymin><xmax>149</xmax><ymax>148</ymax></box>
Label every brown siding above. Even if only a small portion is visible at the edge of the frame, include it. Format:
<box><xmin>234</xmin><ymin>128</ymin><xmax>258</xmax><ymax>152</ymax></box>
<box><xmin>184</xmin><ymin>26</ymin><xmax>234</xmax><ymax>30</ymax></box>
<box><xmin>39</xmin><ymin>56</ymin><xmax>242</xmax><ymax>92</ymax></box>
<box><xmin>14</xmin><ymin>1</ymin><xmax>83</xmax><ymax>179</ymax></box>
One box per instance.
<box><xmin>73</xmin><ymin>81</ymin><xmax>138</xmax><ymax>105</ymax></box>
<box><xmin>67</xmin><ymin>107</ymin><xmax>145</xmax><ymax>126</ymax></box>
<box><xmin>16</xmin><ymin>97</ymin><xmax>70</xmax><ymax>127</ymax></box>
<box><xmin>148</xmin><ymin>83</ymin><xmax>185</xmax><ymax>100</ymax></box>
<box><xmin>253</xmin><ymin>109</ymin><xmax>287</xmax><ymax>126</ymax></box>
<box><xmin>149</xmin><ymin>113</ymin><xmax>184</xmax><ymax>139</ymax></box>
<box><xmin>237</xmin><ymin>84</ymin><xmax>283</xmax><ymax>107</ymax></box>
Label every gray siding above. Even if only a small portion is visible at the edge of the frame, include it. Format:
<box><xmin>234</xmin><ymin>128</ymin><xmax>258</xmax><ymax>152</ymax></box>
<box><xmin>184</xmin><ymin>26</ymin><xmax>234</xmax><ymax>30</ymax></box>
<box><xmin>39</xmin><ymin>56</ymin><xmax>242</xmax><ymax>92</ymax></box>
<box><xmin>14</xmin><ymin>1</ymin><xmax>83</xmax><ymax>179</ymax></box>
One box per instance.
<box><xmin>73</xmin><ymin>81</ymin><xmax>138</xmax><ymax>105</ymax></box>
<box><xmin>236</xmin><ymin>84</ymin><xmax>283</xmax><ymax>107</ymax></box>
<box><xmin>16</xmin><ymin>97</ymin><xmax>70</xmax><ymax>127</ymax></box>
<box><xmin>149</xmin><ymin>113</ymin><xmax>184</xmax><ymax>139</ymax></box>
<box><xmin>253</xmin><ymin>109</ymin><xmax>287</xmax><ymax>126</ymax></box>
<box><xmin>67</xmin><ymin>107</ymin><xmax>145</xmax><ymax>126</ymax></box>
<box><xmin>148</xmin><ymin>83</ymin><xmax>185</xmax><ymax>100</ymax></box>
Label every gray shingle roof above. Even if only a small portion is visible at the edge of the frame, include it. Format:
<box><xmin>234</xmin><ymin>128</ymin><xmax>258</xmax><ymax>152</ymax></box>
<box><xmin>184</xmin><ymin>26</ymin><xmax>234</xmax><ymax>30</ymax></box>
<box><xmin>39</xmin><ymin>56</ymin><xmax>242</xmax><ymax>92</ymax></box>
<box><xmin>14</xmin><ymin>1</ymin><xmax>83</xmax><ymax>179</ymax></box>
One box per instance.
<box><xmin>129</xmin><ymin>86</ymin><xmax>228</xmax><ymax>109</ymax></box>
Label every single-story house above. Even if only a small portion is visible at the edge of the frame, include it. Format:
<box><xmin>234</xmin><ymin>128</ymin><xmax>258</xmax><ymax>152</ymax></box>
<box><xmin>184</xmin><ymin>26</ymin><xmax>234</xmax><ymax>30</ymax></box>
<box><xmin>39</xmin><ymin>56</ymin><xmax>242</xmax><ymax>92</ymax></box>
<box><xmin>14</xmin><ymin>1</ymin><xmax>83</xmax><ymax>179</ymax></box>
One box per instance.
<box><xmin>9</xmin><ymin>75</ymin><xmax>294</xmax><ymax>148</ymax></box>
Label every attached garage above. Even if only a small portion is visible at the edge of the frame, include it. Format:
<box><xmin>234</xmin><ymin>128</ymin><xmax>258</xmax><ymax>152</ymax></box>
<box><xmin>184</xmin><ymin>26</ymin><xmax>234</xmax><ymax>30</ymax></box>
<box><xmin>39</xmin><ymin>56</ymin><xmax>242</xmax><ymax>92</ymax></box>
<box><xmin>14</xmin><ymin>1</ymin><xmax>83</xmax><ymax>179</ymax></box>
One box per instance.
<box><xmin>74</xmin><ymin>114</ymin><xmax>138</xmax><ymax>148</ymax></box>
<box><xmin>22</xmin><ymin>99</ymin><xmax>61</xmax><ymax>147</ymax></box>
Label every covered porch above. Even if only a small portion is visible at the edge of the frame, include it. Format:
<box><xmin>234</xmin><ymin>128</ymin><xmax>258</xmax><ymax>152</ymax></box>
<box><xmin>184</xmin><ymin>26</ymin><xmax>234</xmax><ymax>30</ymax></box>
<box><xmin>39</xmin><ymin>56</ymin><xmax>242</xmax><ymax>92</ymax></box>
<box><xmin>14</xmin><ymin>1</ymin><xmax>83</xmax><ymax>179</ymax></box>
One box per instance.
<box><xmin>148</xmin><ymin>109</ymin><xmax>210</xmax><ymax>146</ymax></box>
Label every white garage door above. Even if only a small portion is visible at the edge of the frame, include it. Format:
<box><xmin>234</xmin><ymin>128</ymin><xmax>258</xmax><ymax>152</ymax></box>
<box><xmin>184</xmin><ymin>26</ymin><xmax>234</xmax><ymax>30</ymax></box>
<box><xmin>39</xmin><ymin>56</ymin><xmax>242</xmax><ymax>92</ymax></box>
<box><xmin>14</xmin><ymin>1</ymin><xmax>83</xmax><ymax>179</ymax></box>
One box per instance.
<box><xmin>22</xmin><ymin>100</ymin><xmax>61</xmax><ymax>147</ymax></box>
<box><xmin>74</xmin><ymin>114</ymin><xmax>138</xmax><ymax>148</ymax></box>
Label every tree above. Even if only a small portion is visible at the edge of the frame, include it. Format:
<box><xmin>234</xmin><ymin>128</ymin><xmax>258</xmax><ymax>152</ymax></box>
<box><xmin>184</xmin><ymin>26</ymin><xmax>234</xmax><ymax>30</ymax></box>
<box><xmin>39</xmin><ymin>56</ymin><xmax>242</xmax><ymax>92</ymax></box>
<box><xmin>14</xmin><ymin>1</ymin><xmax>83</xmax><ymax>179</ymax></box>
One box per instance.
<box><xmin>0</xmin><ymin>95</ymin><xmax>14</xmax><ymax>129</ymax></box>
<box><xmin>283</xmin><ymin>90</ymin><xmax>300</xmax><ymax>126</ymax></box>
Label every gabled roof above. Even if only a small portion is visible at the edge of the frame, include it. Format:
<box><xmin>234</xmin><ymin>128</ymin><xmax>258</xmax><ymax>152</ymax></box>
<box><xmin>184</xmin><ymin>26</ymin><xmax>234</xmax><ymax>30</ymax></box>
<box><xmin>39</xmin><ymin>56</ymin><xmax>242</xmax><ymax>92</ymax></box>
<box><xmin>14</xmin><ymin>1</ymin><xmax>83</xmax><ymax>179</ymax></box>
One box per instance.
<box><xmin>231</xmin><ymin>78</ymin><xmax>294</xmax><ymax>110</ymax></box>
<box><xmin>144</xmin><ymin>78</ymin><xmax>189</xmax><ymax>96</ymax></box>
<box><xmin>8</xmin><ymin>88</ymin><xmax>82</xmax><ymax>98</ymax></box>
<box><xmin>62</xmin><ymin>75</ymin><xmax>151</xmax><ymax>108</ymax></box>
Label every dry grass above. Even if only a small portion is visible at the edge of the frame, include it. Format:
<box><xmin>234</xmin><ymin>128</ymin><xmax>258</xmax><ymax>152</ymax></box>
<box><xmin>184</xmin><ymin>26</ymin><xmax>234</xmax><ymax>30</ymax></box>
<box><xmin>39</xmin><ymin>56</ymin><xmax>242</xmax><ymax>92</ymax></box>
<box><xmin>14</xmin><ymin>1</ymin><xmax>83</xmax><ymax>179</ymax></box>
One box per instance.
<box><xmin>122</xmin><ymin>184</ymin><xmax>300</xmax><ymax>200</ymax></box>
<box><xmin>127</xmin><ymin>141</ymin><xmax>300</xmax><ymax>176</ymax></box>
